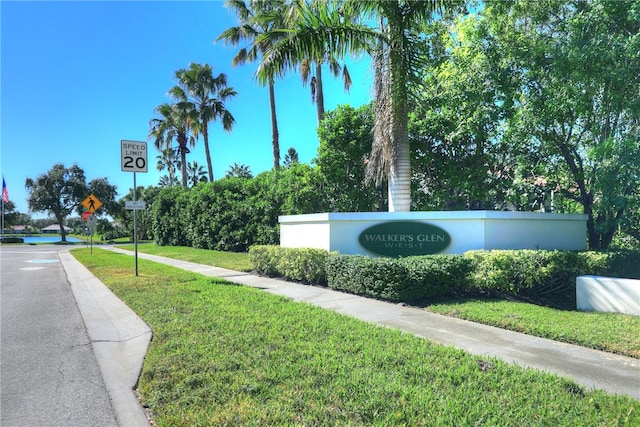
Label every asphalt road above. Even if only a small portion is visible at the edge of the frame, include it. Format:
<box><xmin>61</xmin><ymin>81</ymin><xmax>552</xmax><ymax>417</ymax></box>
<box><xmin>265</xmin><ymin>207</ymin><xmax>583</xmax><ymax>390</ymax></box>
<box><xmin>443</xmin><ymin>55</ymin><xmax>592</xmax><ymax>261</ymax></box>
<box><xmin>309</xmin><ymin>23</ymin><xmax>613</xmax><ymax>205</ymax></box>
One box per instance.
<box><xmin>1</xmin><ymin>245</ymin><xmax>118</xmax><ymax>427</ymax></box>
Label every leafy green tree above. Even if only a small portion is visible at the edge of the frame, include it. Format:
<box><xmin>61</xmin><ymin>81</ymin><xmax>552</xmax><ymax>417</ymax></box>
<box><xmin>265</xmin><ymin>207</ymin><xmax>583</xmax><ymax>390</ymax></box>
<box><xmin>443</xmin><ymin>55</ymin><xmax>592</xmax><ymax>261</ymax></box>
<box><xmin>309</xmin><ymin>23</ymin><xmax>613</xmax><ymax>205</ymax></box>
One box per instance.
<box><xmin>270</xmin><ymin>163</ymin><xmax>327</xmax><ymax>215</ymax></box>
<box><xmin>66</xmin><ymin>215</ymin><xmax>87</xmax><ymax>235</ymax></box>
<box><xmin>2</xmin><ymin>200</ymin><xmax>18</xmax><ymax>229</ymax></box>
<box><xmin>487</xmin><ymin>0</ymin><xmax>640</xmax><ymax>249</ymax></box>
<box><xmin>149</xmin><ymin>102</ymin><xmax>197</xmax><ymax>188</ymax></box>
<box><xmin>25</xmin><ymin>163</ymin><xmax>116</xmax><ymax>242</ymax></box>
<box><xmin>618</xmin><ymin>200</ymin><xmax>640</xmax><ymax>248</ymax></box>
<box><xmin>88</xmin><ymin>177</ymin><xmax>120</xmax><ymax>219</ymax></box>
<box><xmin>315</xmin><ymin>104</ymin><xmax>384</xmax><ymax>211</ymax></box>
<box><xmin>95</xmin><ymin>218</ymin><xmax>115</xmax><ymax>237</ymax></box>
<box><xmin>117</xmin><ymin>185</ymin><xmax>159</xmax><ymax>241</ymax></box>
<box><xmin>171</xmin><ymin>63</ymin><xmax>237</xmax><ymax>181</ymax></box>
<box><xmin>225</xmin><ymin>162</ymin><xmax>254</xmax><ymax>178</ymax></box>
<box><xmin>217</xmin><ymin>0</ymin><xmax>289</xmax><ymax>170</ymax></box>
<box><xmin>409</xmin><ymin>14</ymin><xmax>516</xmax><ymax>210</ymax></box>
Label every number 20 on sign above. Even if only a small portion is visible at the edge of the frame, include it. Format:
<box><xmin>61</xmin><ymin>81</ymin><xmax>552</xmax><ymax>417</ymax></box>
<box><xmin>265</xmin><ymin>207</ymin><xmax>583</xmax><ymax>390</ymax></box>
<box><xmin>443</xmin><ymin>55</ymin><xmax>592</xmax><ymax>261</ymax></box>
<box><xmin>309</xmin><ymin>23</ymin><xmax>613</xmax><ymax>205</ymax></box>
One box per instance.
<box><xmin>121</xmin><ymin>140</ymin><xmax>148</xmax><ymax>173</ymax></box>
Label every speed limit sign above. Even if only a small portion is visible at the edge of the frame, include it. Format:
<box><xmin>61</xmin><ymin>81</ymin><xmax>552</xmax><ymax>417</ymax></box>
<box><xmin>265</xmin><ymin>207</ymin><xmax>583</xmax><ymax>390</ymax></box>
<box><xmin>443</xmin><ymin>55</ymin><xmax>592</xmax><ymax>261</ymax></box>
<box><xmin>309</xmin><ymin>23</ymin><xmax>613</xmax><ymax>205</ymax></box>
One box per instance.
<box><xmin>121</xmin><ymin>140</ymin><xmax>148</xmax><ymax>173</ymax></box>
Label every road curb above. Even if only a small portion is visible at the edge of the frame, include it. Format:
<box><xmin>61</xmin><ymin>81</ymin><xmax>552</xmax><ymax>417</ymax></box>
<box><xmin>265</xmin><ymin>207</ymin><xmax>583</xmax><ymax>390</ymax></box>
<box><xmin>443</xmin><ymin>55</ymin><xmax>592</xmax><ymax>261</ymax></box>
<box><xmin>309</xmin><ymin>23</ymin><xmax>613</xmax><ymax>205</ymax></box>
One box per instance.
<box><xmin>60</xmin><ymin>252</ymin><xmax>152</xmax><ymax>427</ymax></box>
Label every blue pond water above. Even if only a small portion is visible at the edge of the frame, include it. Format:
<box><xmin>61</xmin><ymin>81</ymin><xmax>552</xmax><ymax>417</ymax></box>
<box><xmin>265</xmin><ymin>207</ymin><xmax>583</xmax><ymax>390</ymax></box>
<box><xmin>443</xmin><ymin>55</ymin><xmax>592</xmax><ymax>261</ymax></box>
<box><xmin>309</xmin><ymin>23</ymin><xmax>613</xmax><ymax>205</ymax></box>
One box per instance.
<box><xmin>21</xmin><ymin>236</ymin><xmax>83</xmax><ymax>244</ymax></box>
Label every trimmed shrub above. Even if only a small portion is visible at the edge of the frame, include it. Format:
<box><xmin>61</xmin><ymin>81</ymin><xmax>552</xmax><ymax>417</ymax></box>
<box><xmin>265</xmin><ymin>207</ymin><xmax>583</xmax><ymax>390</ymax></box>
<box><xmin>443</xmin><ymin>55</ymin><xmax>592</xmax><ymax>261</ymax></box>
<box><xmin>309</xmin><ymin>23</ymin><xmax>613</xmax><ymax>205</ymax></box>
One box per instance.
<box><xmin>401</xmin><ymin>255</ymin><xmax>474</xmax><ymax>299</ymax></box>
<box><xmin>327</xmin><ymin>255</ymin><xmax>406</xmax><ymax>301</ymax></box>
<box><xmin>250</xmin><ymin>245</ymin><xmax>640</xmax><ymax>309</ymax></box>
<box><xmin>326</xmin><ymin>254</ymin><xmax>473</xmax><ymax>303</ymax></box>
<box><xmin>249</xmin><ymin>245</ymin><xmax>330</xmax><ymax>285</ymax></box>
<box><xmin>602</xmin><ymin>250</ymin><xmax>640</xmax><ymax>279</ymax></box>
<box><xmin>463</xmin><ymin>250</ymin><xmax>616</xmax><ymax>309</ymax></box>
<box><xmin>249</xmin><ymin>245</ymin><xmax>283</xmax><ymax>277</ymax></box>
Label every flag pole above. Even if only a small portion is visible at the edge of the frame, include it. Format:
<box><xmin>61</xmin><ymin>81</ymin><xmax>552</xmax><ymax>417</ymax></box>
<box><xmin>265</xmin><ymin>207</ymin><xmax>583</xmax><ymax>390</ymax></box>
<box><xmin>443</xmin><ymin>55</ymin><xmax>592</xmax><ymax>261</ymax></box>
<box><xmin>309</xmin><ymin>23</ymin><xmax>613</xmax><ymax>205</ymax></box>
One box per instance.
<box><xmin>1</xmin><ymin>177</ymin><xmax>5</xmax><ymax>240</ymax></box>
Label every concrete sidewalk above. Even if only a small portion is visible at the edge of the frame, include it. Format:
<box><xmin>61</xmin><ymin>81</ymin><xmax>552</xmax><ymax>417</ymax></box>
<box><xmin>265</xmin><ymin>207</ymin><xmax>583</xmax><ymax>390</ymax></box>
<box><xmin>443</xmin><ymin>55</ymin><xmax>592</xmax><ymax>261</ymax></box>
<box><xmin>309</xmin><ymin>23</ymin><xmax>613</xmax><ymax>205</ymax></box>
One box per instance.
<box><xmin>101</xmin><ymin>247</ymin><xmax>639</xmax><ymax>401</ymax></box>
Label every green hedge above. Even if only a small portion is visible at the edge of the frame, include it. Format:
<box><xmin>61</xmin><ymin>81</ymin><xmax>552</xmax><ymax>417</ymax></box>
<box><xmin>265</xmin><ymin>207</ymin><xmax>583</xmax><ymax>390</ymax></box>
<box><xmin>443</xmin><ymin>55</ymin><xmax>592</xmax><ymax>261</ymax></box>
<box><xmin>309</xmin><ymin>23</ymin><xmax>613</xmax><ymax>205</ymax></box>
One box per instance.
<box><xmin>326</xmin><ymin>254</ymin><xmax>473</xmax><ymax>303</ymax></box>
<box><xmin>151</xmin><ymin>165</ymin><xmax>330</xmax><ymax>252</ymax></box>
<box><xmin>464</xmin><ymin>250</ymin><xmax>603</xmax><ymax>308</ymax></box>
<box><xmin>249</xmin><ymin>245</ymin><xmax>331</xmax><ymax>285</ymax></box>
<box><xmin>0</xmin><ymin>237</ymin><xmax>24</xmax><ymax>244</ymax></box>
<box><xmin>605</xmin><ymin>249</ymin><xmax>640</xmax><ymax>279</ymax></box>
<box><xmin>249</xmin><ymin>246</ymin><xmax>640</xmax><ymax>309</ymax></box>
<box><xmin>465</xmin><ymin>250</ymin><xmax>639</xmax><ymax>308</ymax></box>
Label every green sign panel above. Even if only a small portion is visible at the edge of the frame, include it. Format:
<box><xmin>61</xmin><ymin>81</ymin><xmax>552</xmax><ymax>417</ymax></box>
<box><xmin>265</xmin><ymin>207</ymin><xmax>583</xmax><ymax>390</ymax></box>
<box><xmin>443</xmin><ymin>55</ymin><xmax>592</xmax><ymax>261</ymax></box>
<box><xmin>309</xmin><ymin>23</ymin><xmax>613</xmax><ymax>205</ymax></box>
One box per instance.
<box><xmin>358</xmin><ymin>221</ymin><xmax>451</xmax><ymax>257</ymax></box>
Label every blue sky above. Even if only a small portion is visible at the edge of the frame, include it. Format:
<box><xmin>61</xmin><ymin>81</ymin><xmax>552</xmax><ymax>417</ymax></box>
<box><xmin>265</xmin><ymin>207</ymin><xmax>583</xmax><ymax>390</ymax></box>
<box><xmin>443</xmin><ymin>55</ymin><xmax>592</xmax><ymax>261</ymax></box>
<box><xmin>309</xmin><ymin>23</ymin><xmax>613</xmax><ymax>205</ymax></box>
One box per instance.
<box><xmin>1</xmin><ymin>1</ymin><xmax>372</xmax><ymax>217</ymax></box>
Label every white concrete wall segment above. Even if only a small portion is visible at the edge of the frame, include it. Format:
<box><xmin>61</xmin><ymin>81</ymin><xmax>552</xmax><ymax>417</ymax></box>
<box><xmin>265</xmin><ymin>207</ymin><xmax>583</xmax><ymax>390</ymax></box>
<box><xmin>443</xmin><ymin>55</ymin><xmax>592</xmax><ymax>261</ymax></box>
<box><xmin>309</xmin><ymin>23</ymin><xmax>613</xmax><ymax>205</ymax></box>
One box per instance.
<box><xmin>279</xmin><ymin>217</ymin><xmax>331</xmax><ymax>251</ymax></box>
<box><xmin>279</xmin><ymin>211</ymin><xmax>588</xmax><ymax>256</ymax></box>
<box><xmin>577</xmin><ymin>276</ymin><xmax>640</xmax><ymax>316</ymax></box>
<box><xmin>485</xmin><ymin>214</ymin><xmax>587</xmax><ymax>251</ymax></box>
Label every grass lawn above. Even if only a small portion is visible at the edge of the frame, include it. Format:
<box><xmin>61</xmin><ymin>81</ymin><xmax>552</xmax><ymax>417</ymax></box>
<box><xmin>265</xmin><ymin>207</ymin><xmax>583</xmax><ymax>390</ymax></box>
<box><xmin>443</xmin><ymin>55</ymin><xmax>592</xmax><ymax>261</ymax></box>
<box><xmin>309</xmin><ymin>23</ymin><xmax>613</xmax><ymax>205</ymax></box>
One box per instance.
<box><xmin>115</xmin><ymin>243</ymin><xmax>253</xmax><ymax>272</ymax></box>
<box><xmin>114</xmin><ymin>244</ymin><xmax>640</xmax><ymax>359</ymax></box>
<box><xmin>73</xmin><ymin>248</ymin><xmax>639</xmax><ymax>426</ymax></box>
<box><xmin>426</xmin><ymin>299</ymin><xmax>640</xmax><ymax>359</ymax></box>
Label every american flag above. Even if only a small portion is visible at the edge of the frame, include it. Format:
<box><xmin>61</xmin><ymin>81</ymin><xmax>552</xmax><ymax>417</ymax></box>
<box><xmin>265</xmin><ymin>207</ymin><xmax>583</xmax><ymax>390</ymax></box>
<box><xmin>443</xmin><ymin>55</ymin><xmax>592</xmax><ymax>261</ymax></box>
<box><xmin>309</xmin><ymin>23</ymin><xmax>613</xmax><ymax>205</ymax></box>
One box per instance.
<box><xmin>2</xmin><ymin>177</ymin><xmax>8</xmax><ymax>203</ymax></box>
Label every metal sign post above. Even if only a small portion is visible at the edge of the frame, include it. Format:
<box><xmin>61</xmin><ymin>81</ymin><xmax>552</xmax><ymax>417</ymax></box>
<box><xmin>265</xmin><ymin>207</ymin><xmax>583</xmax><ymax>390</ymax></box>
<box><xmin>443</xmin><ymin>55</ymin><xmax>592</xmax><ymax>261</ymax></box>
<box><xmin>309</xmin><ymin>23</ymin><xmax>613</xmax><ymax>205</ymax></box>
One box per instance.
<box><xmin>133</xmin><ymin>173</ymin><xmax>138</xmax><ymax>276</ymax></box>
<box><xmin>87</xmin><ymin>214</ymin><xmax>97</xmax><ymax>254</ymax></box>
<box><xmin>121</xmin><ymin>140</ymin><xmax>148</xmax><ymax>277</ymax></box>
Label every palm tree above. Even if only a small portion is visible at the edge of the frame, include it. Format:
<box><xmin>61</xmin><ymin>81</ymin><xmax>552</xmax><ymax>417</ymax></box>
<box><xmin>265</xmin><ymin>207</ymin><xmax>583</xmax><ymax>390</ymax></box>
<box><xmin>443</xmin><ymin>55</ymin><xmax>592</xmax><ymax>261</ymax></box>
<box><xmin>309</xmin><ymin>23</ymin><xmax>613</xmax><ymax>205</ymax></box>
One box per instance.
<box><xmin>283</xmin><ymin>146</ymin><xmax>300</xmax><ymax>168</ymax></box>
<box><xmin>158</xmin><ymin>174</ymin><xmax>181</xmax><ymax>187</ymax></box>
<box><xmin>300</xmin><ymin>57</ymin><xmax>352</xmax><ymax>125</ymax></box>
<box><xmin>171</xmin><ymin>63</ymin><xmax>237</xmax><ymax>182</ymax></box>
<box><xmin>259</xmin><ymin>0</ymin><xmax>460</xmax><ymax>211</ymax></box>
<box><xmin>186</xmin><ymin>161</ymin><xmax>208</xmax><ymax>187</ymax></box>
<box><xmin>287</xmin><ymin>1</ymin><xmax>353</xmax><ymax>125</ymax></box>
<box><xmin>225</xmin><ymin>162</ymin><xmax>253</xmax><ymax>178</ymax></box>
<box><xmin>149</xmin><ymin>102</ymin><xmax>197</xmax><ymax>188</ymax></box>
<box><xmin>217</xmin><ymin>0</ymin><xmax>289</xmax><ymax>171</ymax></box>
<box><xmin>156</xmin><ymin>147</ymin><xmax>181</xmax><ymax>187</ymax></box>
<box><xmin>360</xmin><ymin>1</ymin><xmax>464</xmax><ymax>212</ymax></box>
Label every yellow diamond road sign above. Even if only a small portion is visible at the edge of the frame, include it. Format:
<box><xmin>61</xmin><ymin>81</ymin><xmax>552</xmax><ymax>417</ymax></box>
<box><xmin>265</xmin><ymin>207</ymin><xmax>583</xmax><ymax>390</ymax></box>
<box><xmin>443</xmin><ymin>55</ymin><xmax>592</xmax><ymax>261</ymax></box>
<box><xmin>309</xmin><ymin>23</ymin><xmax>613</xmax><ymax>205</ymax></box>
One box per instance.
<box><xmin>81</xmin><ymin>194</ymin><xmax>102</xmax><ymax>212</ymax></box>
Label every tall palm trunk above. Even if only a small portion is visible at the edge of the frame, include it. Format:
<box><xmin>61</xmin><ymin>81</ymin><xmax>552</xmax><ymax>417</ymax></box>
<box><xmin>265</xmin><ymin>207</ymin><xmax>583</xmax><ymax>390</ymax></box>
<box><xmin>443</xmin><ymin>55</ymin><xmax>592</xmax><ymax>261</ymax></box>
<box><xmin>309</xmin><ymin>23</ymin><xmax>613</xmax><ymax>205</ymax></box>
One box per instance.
<box><xmin>367</xmin><ymin>34</ymin><xmax>412</xmax><ymax>212</ymax></box>
<box><xmin>315</xmin><ymin>62</ymin><xmax>325</xmax><ymax>125</ymax></box>
<box><xmin>179</xmin><ymin>138</ymin><xmax>189</xmax><ymax>188</ymax></box>
<box><xmin>168</xmin><ymin>161</ymin><xmax>176</xmax><ymax>186</ymax></box>
<box><xmin>202</xmin><ymin>122</ymin><xmax>214</xmax><ymax>182</ymax></box>
<box><xmin>388</xmin><ymin>119</ymin><xmax>411</xmax><ymax>212</ymax></box>
<box><xmin>386</xmin><ymin>16</ymin><xmax>412</xmax><ymax>212</ymax></box>
<box><xmin>268</xmin><ymin>79</ymin><xmax>280</xmax><ymax>170</ymax></box>
<box><xmin>388</xmin><ymin>70</ymin><xmax>411</xmax><ymax>210</ymax></box>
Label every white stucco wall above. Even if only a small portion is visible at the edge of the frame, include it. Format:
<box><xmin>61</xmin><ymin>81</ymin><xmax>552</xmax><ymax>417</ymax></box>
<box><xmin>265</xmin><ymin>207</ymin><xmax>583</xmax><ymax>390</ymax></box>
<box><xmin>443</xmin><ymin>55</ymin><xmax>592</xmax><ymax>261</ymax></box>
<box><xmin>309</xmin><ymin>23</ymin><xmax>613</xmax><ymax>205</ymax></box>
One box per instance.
<box><xmin>576</xmin><ymin>276</ymin><xmax>640</xmax><ymax>316</ymax></box>
<box><xmin>279</xmin><ymin>211</ymin><xmax>588</xmax><ymax>256</ymax></box>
